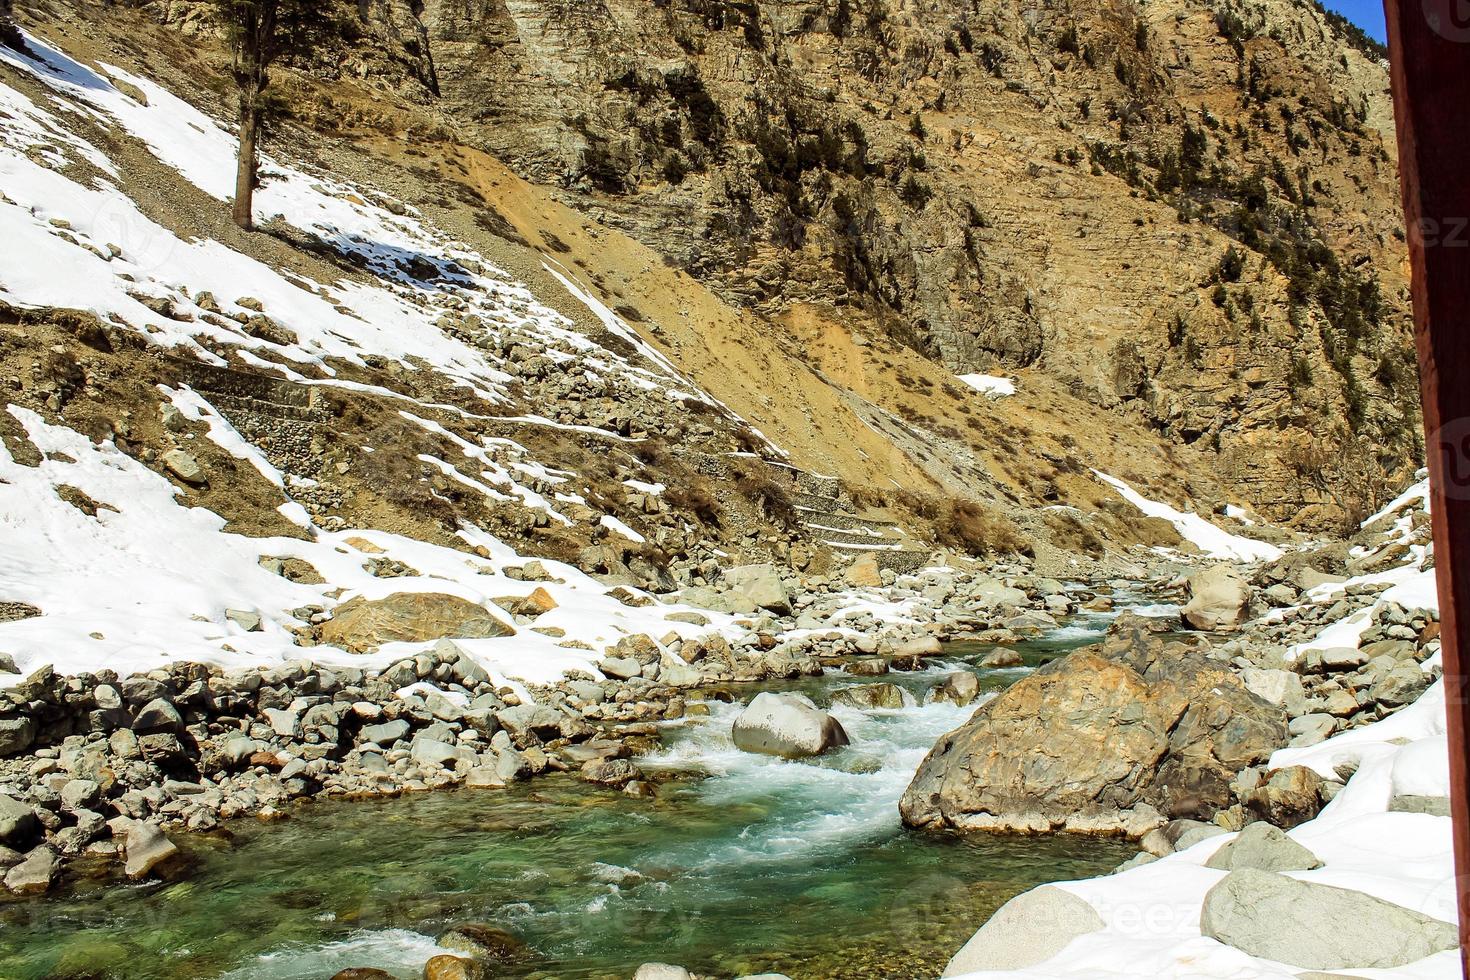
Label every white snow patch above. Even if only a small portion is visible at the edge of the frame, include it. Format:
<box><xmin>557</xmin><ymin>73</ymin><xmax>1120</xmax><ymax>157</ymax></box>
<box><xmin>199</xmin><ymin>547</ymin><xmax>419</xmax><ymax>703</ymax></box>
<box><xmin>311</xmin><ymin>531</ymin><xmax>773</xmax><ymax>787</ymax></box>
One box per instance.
<box><xmin>1093</xmin><ymin>471</ymin><xmax>1283</xmax><ymax>562</ymax></box>
<box><xmin>957</xmin><ymin>373</ymin><xmax>1017</xmax><ymax>398</ymax></box>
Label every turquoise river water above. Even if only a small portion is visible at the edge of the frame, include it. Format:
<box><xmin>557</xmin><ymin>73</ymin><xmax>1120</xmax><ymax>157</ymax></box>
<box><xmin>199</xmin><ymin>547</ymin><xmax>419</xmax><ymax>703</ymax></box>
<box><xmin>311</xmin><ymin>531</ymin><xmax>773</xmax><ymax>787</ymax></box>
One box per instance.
<box><xmin>0</xmin><ymin>608</ymin><xmax>1160</xmax><ymax>980</ymax></box>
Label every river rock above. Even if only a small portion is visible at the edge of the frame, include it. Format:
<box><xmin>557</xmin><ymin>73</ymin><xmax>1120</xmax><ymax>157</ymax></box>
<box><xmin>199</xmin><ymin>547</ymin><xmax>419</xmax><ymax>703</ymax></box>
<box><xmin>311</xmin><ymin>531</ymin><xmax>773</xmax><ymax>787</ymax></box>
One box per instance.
<box><xmin>320</xmin><ymin>593</ymin><xmax>514</xmax><ymax>653</ymax></box>
<box><xmin>900</xmin><ymin>633</ymin><xmax>1287</xmax><ymax>834</ymax></box>
<box><xmin>832</xmin><ymin>683</ymin><xmax>913</xmax><ymax>710</ymax></box>
<box><xmin>941</xmin><ymin>885</ymin><xmax>1103</xmax><ymax>976</ymax></box>
<box><xmin>581</xmin><ymin>758</ymin><xmax>641</xmax><ymax>785</ymax></box>
<box><xmin>423</xmin><ymin>955</ymin><xmax>485</xmax><ymax>980</ymax></box>
<box><xmin>846</xmin><ymin>657</ymin><xmax>889</xmax><ymax>676</ymax></box>
<box><xmin>979</xmin><ymin>647</ymin><xmax>1022</xmax><ymax>668</ymax></box>
<box><xmin>1181</xmin><ymin>565</ymin><xmax>1252</xmax><ymax>630</ymax></box>
<box><xmin>926</xmin><ymin>671</ymin><xmax>981</xmax><ymax>706</ymax></box>
<box><xmin>720</xmin><ymin>564</ymin><xmax>791</xmax><ymax>615</ymax></box>
<box><xmin>634</xmin><ymin>965</ymin><xmax>691</xmax><ymax>980</ymax></box>
<box><xmin>437</xmin><ymin>923</ymin><xmax>527</xmax><ymax>963</ymax></box>
<box><xmin>1205</xmin><ymin>822</ymin><xmax>1322</xmax><ymax>872</ymax></box>
<box><xmin>331</xmin><ymin>971</ymin><xmax>393</xmax><ymax>980</ymax></box>
<box><xmin>3</xmin><ymin>845</ymin><xmax>57</xmax><ymax>895</ymax></box>
<box><xmin>1200</xmin><ymin>868</ymin><xmax>1457</xmax><ymax>969</ymax></box>
<box><xmin>731</xmin><ymin>692</ymin><xmax>849</xmax><ymax>758</ymax></box>
<box><xmin>123</xmin><ymin>820</ymin><xmax>181</xmax><ymax>878</ymax></box>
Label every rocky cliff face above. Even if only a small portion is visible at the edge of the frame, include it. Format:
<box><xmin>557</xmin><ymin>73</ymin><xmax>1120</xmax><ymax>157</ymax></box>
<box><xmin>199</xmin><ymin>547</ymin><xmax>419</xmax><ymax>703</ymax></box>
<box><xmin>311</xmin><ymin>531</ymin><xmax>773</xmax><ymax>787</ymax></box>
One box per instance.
<box><xmin>242</xmin><ymin>0</ymin><xmax>1420</xmax><ymax>527</ymax></box>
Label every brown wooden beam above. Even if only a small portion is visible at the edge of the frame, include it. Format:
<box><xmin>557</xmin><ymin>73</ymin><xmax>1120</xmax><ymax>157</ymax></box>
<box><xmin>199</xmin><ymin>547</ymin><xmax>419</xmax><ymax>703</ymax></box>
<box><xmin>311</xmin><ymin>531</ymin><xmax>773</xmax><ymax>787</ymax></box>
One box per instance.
<box><xmin>1382</xmin><ymin>0</ymin><xmax>1470</xmax><ymax>972</ymax></box>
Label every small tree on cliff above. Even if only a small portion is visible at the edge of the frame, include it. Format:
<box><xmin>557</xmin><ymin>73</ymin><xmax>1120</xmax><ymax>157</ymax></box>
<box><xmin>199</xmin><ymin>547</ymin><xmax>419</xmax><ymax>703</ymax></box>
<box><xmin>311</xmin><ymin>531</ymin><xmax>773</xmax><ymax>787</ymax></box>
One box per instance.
<box><xmin>213</xmin><ymin>0</ymin><xmax>311</xmax><ymax>230</ymax></box>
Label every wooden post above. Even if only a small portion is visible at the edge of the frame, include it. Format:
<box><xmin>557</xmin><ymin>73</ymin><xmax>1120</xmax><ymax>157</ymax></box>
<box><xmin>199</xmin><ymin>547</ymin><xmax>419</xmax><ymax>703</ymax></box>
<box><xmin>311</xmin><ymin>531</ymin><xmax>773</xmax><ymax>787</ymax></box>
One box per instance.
<box><xmin>1382</xmin><ymin>0</ymin><xmax>1470</xmax><ymax>971</ymax></box>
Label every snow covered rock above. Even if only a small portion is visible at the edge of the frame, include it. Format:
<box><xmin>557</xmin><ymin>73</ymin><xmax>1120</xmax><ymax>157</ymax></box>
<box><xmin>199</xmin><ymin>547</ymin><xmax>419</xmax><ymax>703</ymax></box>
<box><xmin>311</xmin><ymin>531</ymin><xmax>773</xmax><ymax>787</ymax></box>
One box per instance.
<box><xmin>1181</xmin><ymin>564</ymin><xmax>1253</xmax><ymax>630</ymax></box>
<box><xmin>1199</xmin><ymin>868</ymin><xmax>1457</xmax><ymax>969</ymax></box>
<box><xmin>318</xmin><ymin>593</ymin><xmax>515</xmax><ymax>652</ymax></box>
<box><xmin>901</xmin><ymin>633</ymin><xmax>1286</xmax><ymax>834</ymax></box>
<box><xmin>731</xmin><ymin>692</ymin><xmax>849</xmax><ymax>758</ymax></box>
<box><xmin>940</xmin><ymin>885</ymin><xmax>1103</xmax><ymax>976</ymax></box>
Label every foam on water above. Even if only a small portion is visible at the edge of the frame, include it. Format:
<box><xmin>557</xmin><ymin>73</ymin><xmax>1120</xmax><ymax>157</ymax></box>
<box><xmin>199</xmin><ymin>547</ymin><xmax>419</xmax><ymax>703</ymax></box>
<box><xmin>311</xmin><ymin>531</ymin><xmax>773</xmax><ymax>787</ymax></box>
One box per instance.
<box><xmin>218</xmin><ymin>929</ymin><xmax>451</xmax><ymax>980</ymax></box>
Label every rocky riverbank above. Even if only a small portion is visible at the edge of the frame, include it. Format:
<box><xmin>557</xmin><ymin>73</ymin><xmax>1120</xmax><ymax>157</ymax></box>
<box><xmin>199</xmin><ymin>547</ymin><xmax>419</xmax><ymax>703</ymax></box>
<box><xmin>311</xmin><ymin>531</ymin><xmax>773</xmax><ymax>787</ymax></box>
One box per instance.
<box><xmin>0</xmin><ymin>558</ymin><xmax>1130</xmax><ymax>900</ymax></box>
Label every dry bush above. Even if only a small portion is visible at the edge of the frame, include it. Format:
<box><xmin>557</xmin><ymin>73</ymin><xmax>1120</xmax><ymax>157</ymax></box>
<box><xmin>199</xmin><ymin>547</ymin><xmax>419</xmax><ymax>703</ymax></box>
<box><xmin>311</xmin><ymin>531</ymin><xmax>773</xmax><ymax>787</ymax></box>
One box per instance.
<box><xmin>665</xmin><ymin>484</ymin><xmax>724</xmax><ymax>527</ymax></box>
<box><xmin>896</xmin><ymin>491</ymin><xmax>1030</xmax><ymax>556</ymax></box>
<box><xmin>730</xmin><ymin>460</ymin><xmax>799</xmax><ymax>527</ymax></box>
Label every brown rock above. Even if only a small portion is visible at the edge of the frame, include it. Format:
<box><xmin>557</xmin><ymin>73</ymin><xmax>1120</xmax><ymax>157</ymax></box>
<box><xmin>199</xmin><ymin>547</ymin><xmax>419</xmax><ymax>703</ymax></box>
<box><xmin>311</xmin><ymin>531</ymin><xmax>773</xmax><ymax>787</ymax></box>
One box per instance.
<box><xmin>320</xmin><ymin>593</ymin><xmax>514</xmax><ymax>652</ymax></box>
<box><xmin>423</xmin><ymin>954</ymin><xmax>486</xmax><ymax>980</ymax></box>
<box><xmin>900</xmin><ymin>633</ymin><xmax>1287</xmax><ymax>834</ymax></box>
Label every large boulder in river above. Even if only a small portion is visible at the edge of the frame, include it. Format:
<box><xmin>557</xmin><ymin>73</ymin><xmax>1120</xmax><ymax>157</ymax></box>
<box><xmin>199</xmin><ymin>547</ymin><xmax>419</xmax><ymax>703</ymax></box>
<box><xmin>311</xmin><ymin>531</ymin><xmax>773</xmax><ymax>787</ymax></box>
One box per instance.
<box><xmin>732</xmin><ymin>692</ymin><xmax>849</xmax><ymax>758</ymax></box>
<box><xmin>1181</xmin><ymin>565</ymin><xmax>1253</xmax><ymax>630</ymax></box>
<box><xmin>1200</xmin><ymin>868</ymin><xmax>1458</xmax><ymax>969</ymax></box>
<box><xmin>319</xmin><ymin>593</ymin><xmax>514</xmax><ymax>652</ymax></box>
<box><xmin>899</xmin><ymin>633</ymin><xmax>1287</xmax><ymax>834</ymax></box>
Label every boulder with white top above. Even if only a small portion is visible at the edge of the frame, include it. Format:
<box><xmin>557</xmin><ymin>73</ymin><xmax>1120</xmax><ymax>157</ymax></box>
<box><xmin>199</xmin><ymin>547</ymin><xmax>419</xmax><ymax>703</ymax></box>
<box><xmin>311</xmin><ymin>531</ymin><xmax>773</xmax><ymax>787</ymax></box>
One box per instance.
<box><xmin>731</xmin><ymin>692</ymin><xmax>849</xmax><ymax>758</ymax></box>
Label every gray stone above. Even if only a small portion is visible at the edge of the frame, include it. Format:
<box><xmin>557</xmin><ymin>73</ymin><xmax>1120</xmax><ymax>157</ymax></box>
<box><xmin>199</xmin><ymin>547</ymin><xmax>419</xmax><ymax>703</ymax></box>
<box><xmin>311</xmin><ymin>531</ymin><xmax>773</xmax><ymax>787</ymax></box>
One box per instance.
<box><xmin>633</xmin><ymin>966</ymin><xmax>691</xmax><ymax>980</ymax></box>
<box><xmin>1288</xmin><ymin>713</ymin><xmax>1337</xmax><ymax>747</ymax></box>
<box><xmin>59</xmin><ymin>778</ymin><xmax>100</xmax><ymax>811</ymax></box>
<box><xmin>979</xmin><ymin>647</ymin><xmax>1023</xmax><ymax>668</ymax></box>
<box><xmin>360</xmin><ymin>719</ymin><xmax>410</xmax><ymax>745</ymax></box>
<box><xmin>0</xmin><ymin>795</ymin><xmax>37</xmax><ymax>845</ymax></box>
<box><xmin>1240</xmin><ymin>668</ymin><xmax>1308</xmax><ymax>716</ymax></box>
<box><xmin>1373</xmin><ymin>663</ymin><xmax>1431</xmax><ymax>707</ymax></box>
<box><xmin>926</xmin><ymin>671</ymin><xmax>981</xmax><ymax>707</ymax></box>
<box><xmin>1205</xmin><ymin>822</ymin><xmax>1322</xmax><ymax>872</ymax></box>
<box><xmin>1200</xmin><ymin>869</ymin><xmax>1457</xmax><ymax>969</ymax></box>
<box><xmin>941</xmin><ymin>885</ymin><xmax>1103</xmax><ymax>976</ymax></box>
<box><xmin>1319</xmin><ymin>646</ymin><xmax>1370</xmax><ymax>671</ymax></box>
<box><xmin>123</xmin><ymin>820</ymin><xmax>180</xmax><ymax>878</ymax></box>
<box><xmin>162</xmin><ymin>449</ymin><xmax>206</xmax><ymax>486</ymax></box>
<box><xmin>133</xmin><ymin>697</ymin><xmax>182</xmax><ymax>732</ymax></box>
<box><xmin>599</xmin><ymin>656</ymin><xmax>642</xmax><ymax>681</ymax></box>
<box><xmin>225</xmin><ymin>609</ymin><xmax>263</xmax><ymax>632</ymax></box>
<box><xmin>1389</xmin><ymin>794</ymin><xmax>1451</xmax><ymax>816</ymax></box>
<box><xmin>658</xmin><ymin>660</ymin><xmax>702</xmax><ymax>687</ymax></box>
<box><xmin>0</xmin><ymin>716</ymin><xmax>36</xmax><ymax>756</ymax></box>
<box><xmin>411</xmin><ymin>738</ymin><xmax>468</xmax><ymax>769</ymax></box>
<box><xmin>263</xmin><ymin>707</ymin><xmax>302</xmax><ymax>739</ymax></box>
<box><xmin>721</xmin><ymin>564</ymin><xmax>792</xmax><ymax>615</ymax></box>
<box><xmin>1181</xmin><ymin>565</ymin><xmax>1252</xmax><ymax>630</ymax></box>
<box><xmin>831</xmin><ymin>683</ymin><xmax>913</xmax><ymax>710</ymax></box>
<box><xmin>731</xmin><ymin>692</ymin><xmax>849</xmax><ymax>759</ymax></box>
<box><xmin>3</xmin><ymin>845</ymin><xmax>56</xmax><ymax>895</ymax></box>
<box><xmin>465</xmin><ymin>766</ymin><xmax>506</xmax><ymax>788</ymax></box>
